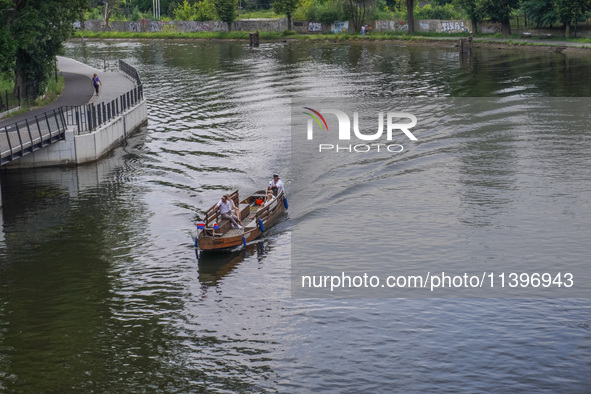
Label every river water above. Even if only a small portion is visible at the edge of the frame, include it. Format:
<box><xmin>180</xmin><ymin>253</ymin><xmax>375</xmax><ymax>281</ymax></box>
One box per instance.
<box><xmin>0</xmin><ymin>40</ymin><xmax>590</xmax><ymax>391</ymax></box>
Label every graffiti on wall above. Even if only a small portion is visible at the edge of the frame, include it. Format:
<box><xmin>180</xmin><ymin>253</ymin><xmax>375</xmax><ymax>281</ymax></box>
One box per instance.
<box><xmin>125</xmin><ymin>22</ymin><xmax>141</xmax><ymax>32</ymax></box>
<box><xmin>233</xmin><ymin>19</ymin><xmax>285</xmax><ymax>31</ymax></box>
<box><xmin>331</xmin><ymin>21</ymin><xmax>348</xmax><ymax>33</ymax></box>
<box><xmin>376</xmin><ymin>20</ymin><xmax>395</xmax><ymax>31</ymax></box>
<box><xmin>162</xmin><ymin>22</ymin><xmax>179</xmax><ymax>32</ymax></box>
<box><xmin>308</xmin><ymin>22</ymin><xmax>322</xmax><ymax>32</ymax></box>
<box><xmin>441</xmin><ymin>21</ymin><xmax>465</xmax><ymax>33</ymax></box>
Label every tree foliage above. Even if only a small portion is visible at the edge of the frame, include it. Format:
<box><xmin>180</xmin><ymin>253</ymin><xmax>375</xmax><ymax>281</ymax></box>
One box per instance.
<box><xmin>173</xmin><ymin>0</ymin><xmax>217</xmax><ymax>20</ymax></box>
<box><xmin>478</xmin><ymin>0</ymin><xmax>519</xmax><ymax>35</ymax></box>
<box><xmin>555</xmin><ymin>0</ymin><xmax>591</xmax><ymax>36</ymax></box>
<box><xmin>273</xmin><ymin>0</ymin><xmax>299</xmax><ymax>30</ymax></box>
<box><xmin>173</xmin><ymin>0</ymin><xmax>198</xmax><ymax>19</ymax></box>
<box><xmin>214</xmin><ymin>0</ymin><xmax>238</xmax><ymax>28</ymax></box>
<box><xmin>457</xmin><ymin>0</ymin><xmax>486</xmax><ymax>33</ymax></box>
<box><xmin>521</xmin><ymin>0</ymin><xmax>591</xmax><ymax>37</ymax></box>
<box><xmin>1</xmin><ymin>0</ymin><xmax>86</xmax><ymax>95</ymax></box>
<box><xmin>346</xmin><ymin>0</ymin><xmax>372</xmax><ymax>33</ymax></box>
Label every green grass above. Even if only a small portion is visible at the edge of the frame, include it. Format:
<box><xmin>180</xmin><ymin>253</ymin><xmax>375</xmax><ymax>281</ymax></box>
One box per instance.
<box><xmin>73</xmin><ymin>29</ymin><xmax>591</xmax><ymax>47</ymax></box>
<box><xmin>0</xmin><ymin>76</ymin><xmax>14</xmax><ymax>92</ymax></box>
<box><xmin>0</xmin><ymin>75</ymin><xmax>64</xmax><ymax>119</ymax></box>
<box><xmin>37</xmin><ymin>75</ymin><xmax>65</xmax><ymax>106</ymax></box>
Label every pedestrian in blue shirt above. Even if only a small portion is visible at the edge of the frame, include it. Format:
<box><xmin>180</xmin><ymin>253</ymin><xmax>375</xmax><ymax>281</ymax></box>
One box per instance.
<box><xmin>92</xmin><ymin>73</ymin><xmax>102</xmax><ymax>95</ymax></box>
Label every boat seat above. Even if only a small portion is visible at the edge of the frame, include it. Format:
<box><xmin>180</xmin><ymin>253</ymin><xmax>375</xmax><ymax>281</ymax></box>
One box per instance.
<box><xmin>239</xmin><ymin>203</ymin><xmax>250</xmax><ymax>220</ymax></box>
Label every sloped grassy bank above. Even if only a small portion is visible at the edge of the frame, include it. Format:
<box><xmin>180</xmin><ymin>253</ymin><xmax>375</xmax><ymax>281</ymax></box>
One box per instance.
<box><xmin>72</xmin><ymin>30</ymin><xmax>591</xmax><ymax>53</ymax></box>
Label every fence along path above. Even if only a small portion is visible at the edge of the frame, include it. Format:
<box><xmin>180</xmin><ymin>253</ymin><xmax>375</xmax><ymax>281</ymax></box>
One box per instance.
<box><xmin>0</xmin><ymin>57</ymin><xmax>142</xmax><ymax>166</ymax></box>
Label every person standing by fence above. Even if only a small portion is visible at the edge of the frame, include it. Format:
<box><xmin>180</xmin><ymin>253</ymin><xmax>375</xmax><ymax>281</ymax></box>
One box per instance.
<box><xmin>92</xmin><ymin>73</ymin><xmax>102</xmax><ymax>95</ymax></box>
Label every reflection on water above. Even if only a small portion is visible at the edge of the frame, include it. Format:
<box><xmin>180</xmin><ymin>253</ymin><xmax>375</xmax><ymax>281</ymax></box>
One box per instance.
<box><xmin>197</xmin><ymin>241</ymin><xmax>267</xmax><ymax>285</ymax></box>
<box><xmin>0</xmin><ymin>40</ymin><xmax>589</xmax><ymax>391</ymax></box>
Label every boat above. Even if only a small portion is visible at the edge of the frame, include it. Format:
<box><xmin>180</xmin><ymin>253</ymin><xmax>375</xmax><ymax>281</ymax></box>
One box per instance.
<box><xmin>195</xmin><ymin>189</ymin><xmax>287</xmax><ymax>251</ymax></box>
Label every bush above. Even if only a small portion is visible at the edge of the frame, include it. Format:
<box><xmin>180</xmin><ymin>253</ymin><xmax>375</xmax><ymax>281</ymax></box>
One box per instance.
<box><xmin>85</xmin><ymin>7</ymin><xmax>102</xmax><ymax>20</ymax></box>
<box><xmin>414</xmin><ymin>4</ymin><xmax>461</xmax><ymax>20</ymax></box>
<box><xmin>372</xmin><ymin>0</ymin><xmax>403</xmax><ymax>20</ymax></box>
<box><xmin>305</xmin><ymin>0</ymin><xmax>347</xmax><ymax>25</ymax></box>
<box><xmin>196</xmin><ymin>0</ymin><xmax>217</xmax><ymax>21</ymax></box>
<box><xmin>129</xmin><ymin>6</ymin><xmax>142</xmax><ymax>21</ymax></box>
<box><xmin>173</xmin><ymin>0</ymin><xmax>197</xmax><ymax>20</ymax></box>
<box><xmin>282</xmin><ymin>29</ymin><xmax>296</xmax><ymax>36</ymax></box>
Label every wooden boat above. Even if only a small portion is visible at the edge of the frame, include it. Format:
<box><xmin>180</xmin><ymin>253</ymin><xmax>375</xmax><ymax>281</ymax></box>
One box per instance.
<box><xmin>196</xmin><ymin>189</ymin><xmax>287</xmax><ymax>251</ymax></box>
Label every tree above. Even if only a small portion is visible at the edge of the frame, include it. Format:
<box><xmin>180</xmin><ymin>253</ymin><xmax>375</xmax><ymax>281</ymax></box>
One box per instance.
<box><xmin>406</xmin><ymin>0</ymin><xmax>414</xmax><ymax>34</ymax></box>
<box><xmin>458</xmin><ymin>0</ymin><xmax>486</xmax><ymax>33</ymax></box>
<box><xmin>214</xmin><ymin>0</ymin><xmax>238</xmax><ymax>29</ymax></box>
<box><xmin>103</xmin><ymin>0</ymin><xmax>121</xmax><ymax>30</ymax></box>
<box><xmin>479</xmin><ymin>0</ymin><xmax>519</xmax><ymax>35</ymax></box>
<box><xmin>273</xmin><ymin>0</ymin><xmax>299</xmax><ymax>31</ymax></box>
<box><xmin>173</xmin><ymin>0</ymin><xmax>197</xmax><ymax>19</ymax></box>
<box><xmin>555</xmin><ymin>0</ymin><xmax>591</xmax><ymax>37</ymax></box>
<box><xmin>521</xmin><ymin>0</ymin><xmax>557</xmax><ymax>28</ymax></box>
<box><xmin>347</xmin><ymin>0</ymin><xmax>370</xmax><ymax>33</ymax></box>
<box><xmin>1</xmin><ymin>0</ymin><xmax>86</xmax><ymax>96</ymax></box>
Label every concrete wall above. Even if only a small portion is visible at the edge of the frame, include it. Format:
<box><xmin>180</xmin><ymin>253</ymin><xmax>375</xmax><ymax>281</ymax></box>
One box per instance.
<box><xmin>5</xmin><ymin>99</ymin><xmax>147</xmax><ymax>169</ymax></box>
<box><xmin>81</xmin><ymin>18</ymin><xmax>474</xmax><ymax>34</ymax></box>
<box><xmin>374</xmin><ymin>19</ymin><xmax>472</xmax><ymax>33</ymax></box>
<box><xmin>80</xmin><ymin>19</ymin><xmax>289</xmax><ymax>33</ymax></box>
<box><xmin>79</xmin><ymin>17</ymin><xmax>591</xmax><ymax>37</ymax></box>
<box><xmin>233</xmin><ymin>19</ymin><xmax>286</xmax><ymax>31</ymax></box>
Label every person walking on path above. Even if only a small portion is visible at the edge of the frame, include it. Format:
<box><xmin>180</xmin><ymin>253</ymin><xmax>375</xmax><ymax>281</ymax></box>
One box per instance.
<box><xmin>92</xmin><ymin>73</ymin><xmax>102</xmax><ymax>95</ymax></box>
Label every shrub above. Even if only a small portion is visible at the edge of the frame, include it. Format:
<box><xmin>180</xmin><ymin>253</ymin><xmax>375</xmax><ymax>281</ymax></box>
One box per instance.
<box><xmin>196</xmin><ymin>0</ymin><xmax>217</xmax><ymax>21</ymax></box>
<box><xmin>414</xmin><ymin>4</ymin><xmax>461</xmax><ymax>20</ymax></box>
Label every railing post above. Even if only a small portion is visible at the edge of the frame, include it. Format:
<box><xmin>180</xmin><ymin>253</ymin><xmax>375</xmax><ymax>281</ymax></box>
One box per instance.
<box><xmin>34</xmin><ymin>115</ymin><xmax>43</xmax><ymax>146</ymax></box>
<box><xmin>75</xmin><ymin>109</ymin><xmax>81</xmax><ymax>134</ymax></box>
<box><xmin>102</xmin><ymin>102</ymin><xmax>107</xmax><ymax>123</ymax></box>
<box><xmin>4</xmin><ymin>125</ymin><xmax>14</xmax><ymax>159</ymax></box>
<box><xmin>92</xmin><ymin>104</ymin><xmax>97</xmax><ymax>130</ymax></box>
<box><xmin>86</xmin><ymin>105</ymin><xmax>92</xmax><ymax>133</ymax></box>
<box><xmin>25</xmin><ymin>118</ymin><xmax>34</xmax><ymax>147</ymax></box>
<box><xmin>44</xmin><ymin>111</ymin><xmax>52</xmax><ymax>140</ymax></box>
<box><xmin>14</xmin><ymin>122</ymin><xmax>24</xmax><ymax>157</ymax></box>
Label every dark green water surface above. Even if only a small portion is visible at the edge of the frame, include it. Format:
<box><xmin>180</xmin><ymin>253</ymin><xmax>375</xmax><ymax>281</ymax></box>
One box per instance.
<box><xmin>0</xmin><ymin>40</ymin><xmax>590</xmax><ymax>392</ymax></box>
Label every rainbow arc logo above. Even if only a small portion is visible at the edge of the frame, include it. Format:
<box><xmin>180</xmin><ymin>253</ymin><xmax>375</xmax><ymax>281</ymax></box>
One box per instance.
<box><xmin>303</xmin><ymin>107</ymin><xmax>328</xmax><ymax>132</ymax></box>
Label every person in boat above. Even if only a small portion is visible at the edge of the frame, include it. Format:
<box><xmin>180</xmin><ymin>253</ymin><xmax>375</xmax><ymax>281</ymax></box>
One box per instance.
<box><xmin>260</xmin><ymin>190</ymin><xmax>274</xmax><ymax>208</ymax></box>
<box><xmin>217</xmin><ymin>194</ymin><xmax>243</xmax><ymax>229</ymax></box>
<box><xmin>268</xmin><ymin>174</ymin><xmax>285</xmax><ymax>197</ymax></box>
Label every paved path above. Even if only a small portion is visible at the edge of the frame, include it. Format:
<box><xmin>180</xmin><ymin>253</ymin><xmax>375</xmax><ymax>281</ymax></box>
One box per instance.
<box><xmin>419</xmin><ymin>35</ymin><xmax>591</xmax><ymax>48</ymax></box>
<box><xmin>0</xmin><ymin>56</ymin><xmax>135</xmax><ymax>129</ymax></box>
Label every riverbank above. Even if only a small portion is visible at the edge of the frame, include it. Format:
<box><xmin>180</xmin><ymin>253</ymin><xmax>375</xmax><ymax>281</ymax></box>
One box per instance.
<box><xmin>74</xmin><ymin>30</ymin><xmax>591</xmax><ymax>52</ymax></box>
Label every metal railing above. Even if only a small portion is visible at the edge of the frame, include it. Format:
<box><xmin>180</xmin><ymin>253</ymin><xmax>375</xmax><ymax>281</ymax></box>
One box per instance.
<box><xmin>62</xmin><ymin>84</ymin><xmax>143</xmax><ymax>134</ymax></box>
<box><xmin>0</xmin><ymin>108</ymin><xmax>66</xmax><ymax>165</ymax></box>
<box><xmin>118</xmin><ymin>60</ymin><xmax>142</xmax><ymax>86</ymax></box>
<box><xmin>0</xmin><ymin>82</ymin><xmax>39</xmax><ymax>114</ymax></box>
<box><xmin>0</xmin><ymin>61</ymin><xmax>144</xmax><ymax>164</ymax></box>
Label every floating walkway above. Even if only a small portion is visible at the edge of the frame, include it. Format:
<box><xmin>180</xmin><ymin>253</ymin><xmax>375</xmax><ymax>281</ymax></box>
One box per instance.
<box><xmin>0</xmin><ymin>56</ymin><xmax>148</xmax><ymax>208</ymax></box>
